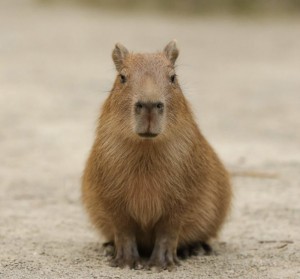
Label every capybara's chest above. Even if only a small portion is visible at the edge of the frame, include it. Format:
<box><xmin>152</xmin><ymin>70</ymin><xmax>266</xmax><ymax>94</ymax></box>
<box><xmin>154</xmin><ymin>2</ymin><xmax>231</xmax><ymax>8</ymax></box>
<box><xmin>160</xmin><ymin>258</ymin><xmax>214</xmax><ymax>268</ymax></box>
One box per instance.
<box><xmin>109</xmin><ymin>169</ymin><xmax>186</xmax><ymax>228</ymax></box>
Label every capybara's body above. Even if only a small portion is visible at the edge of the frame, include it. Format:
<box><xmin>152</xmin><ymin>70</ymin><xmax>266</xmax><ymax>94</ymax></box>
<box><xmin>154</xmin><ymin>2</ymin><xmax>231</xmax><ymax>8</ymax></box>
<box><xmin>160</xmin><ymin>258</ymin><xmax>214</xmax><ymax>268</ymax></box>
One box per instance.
<box><xmin>82</xmin><ymin>41</ymin><xmax>231</xmax><ymax>269</ymax></box>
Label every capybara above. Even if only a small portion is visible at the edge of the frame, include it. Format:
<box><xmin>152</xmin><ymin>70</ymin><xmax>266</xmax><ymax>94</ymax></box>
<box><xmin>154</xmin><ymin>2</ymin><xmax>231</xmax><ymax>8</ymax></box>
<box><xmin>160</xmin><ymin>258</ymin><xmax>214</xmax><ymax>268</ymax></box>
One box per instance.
<box><xmin>82</xmin><ymin>41</ymin><xmax>232</xmax><ymax>270</ymax></box>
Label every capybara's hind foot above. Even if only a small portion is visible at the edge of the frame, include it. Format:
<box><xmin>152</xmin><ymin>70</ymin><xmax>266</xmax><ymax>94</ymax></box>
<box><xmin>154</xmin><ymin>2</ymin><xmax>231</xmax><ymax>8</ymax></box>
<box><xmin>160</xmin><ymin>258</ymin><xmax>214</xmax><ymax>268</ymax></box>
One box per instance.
<box><xmin>103</xmin><ymin>241</ymin><xmax>115</xmax><ymax>257</ymax></box>
<box><xmin>177</xmin><ymin>241</ymin><xmax>212</xmax><ymax>259</ymax></box>
<box><xmin>201</xmin><ymin>241</ymin><xmax>212</xmax><ymax>254</ymax></box>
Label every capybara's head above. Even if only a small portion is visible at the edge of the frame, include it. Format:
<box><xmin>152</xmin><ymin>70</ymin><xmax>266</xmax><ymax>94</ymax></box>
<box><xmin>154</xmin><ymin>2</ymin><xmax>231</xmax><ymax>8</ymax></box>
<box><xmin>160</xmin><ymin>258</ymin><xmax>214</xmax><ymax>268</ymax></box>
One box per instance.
<box><xmin>106</xmin><ymin>41</ymin><xmax>188</xmax><ymax>141</ymax></box>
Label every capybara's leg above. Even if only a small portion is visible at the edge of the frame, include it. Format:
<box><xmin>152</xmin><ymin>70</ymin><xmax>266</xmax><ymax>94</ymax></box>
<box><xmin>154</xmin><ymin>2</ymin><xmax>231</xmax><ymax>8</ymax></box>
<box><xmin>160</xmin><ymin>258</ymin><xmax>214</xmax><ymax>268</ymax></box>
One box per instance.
<box><xmin>110</xmin><ymin>218</ymin><xmax>141</xmax><ymax>269</ymax></box>
<box><xmin>148</xmin><ymin>218</ymin><xmax>180</xmax><ymax>270</ymax></box>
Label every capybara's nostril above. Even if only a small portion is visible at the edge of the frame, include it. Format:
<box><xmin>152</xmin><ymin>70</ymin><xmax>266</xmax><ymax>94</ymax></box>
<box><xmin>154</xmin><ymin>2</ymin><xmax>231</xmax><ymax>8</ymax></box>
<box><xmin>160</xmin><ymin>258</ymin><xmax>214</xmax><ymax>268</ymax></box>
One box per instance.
<box><xmin>155</xmin><ymin>102</ymin><xmax>164</xmax><ymax>110</ymax></box>
<box><xmin>135</xmin><ymin>102</ymin><xmax>144</xmax><ymax>114</ymax></box>
<box><xmin>135</xmin><ymin>102</ymin><xmax>143</xmax><ymax>109</ymax></box>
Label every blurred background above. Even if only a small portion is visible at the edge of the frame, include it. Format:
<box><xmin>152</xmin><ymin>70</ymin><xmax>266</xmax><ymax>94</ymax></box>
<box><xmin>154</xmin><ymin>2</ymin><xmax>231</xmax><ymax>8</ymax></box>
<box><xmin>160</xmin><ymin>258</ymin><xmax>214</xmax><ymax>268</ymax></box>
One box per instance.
<box><xmin>1</xmin><ymin>0</ymin><xmax>299</xmax><ymax>278</ymax></box>
<box><xmin>38</xmin><ymin>0</ymin><xmax>300</xmax><ymax>15</ymax></box>
<box><xmin>1</xmin><ymin>0</ymin><xmax>299</xmax><ymax>171</ymax></box>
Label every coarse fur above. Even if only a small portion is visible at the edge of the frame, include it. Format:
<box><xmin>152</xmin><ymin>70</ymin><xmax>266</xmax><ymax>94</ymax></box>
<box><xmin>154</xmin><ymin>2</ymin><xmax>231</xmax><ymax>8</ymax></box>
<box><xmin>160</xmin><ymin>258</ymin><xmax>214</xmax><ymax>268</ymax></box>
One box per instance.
<box><xmin>82</xmin><ymin>41</ymin><xmax>232</xmax><ymax>270</ymax></box>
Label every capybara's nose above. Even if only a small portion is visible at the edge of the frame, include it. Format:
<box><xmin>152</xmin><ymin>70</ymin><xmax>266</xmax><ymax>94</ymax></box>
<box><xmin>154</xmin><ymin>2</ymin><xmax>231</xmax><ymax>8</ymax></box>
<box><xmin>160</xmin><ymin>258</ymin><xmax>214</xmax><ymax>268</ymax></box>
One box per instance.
<box><xmin>135</xmin><ymin>101</ymin><xmax>164</xmax><ymax>114</ymax></box>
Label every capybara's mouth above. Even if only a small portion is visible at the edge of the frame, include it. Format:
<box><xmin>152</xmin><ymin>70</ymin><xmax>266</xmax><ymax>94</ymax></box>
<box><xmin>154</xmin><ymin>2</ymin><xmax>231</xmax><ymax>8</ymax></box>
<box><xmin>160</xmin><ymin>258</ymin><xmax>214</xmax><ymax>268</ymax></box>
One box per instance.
<box><xmin>138</xmin><ymin>132</ymin><xmax>158</xmax><ymax>138</ymax></box>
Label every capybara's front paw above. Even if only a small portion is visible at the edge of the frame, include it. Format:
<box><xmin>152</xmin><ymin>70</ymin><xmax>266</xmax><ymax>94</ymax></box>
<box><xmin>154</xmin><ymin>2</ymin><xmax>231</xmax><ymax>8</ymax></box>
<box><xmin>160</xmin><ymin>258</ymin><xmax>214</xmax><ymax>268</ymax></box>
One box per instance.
<box><xmin>109</xmin><ymin>242</ymin><xmax>141</xmax><ymax>269</ymax></box>
<box><xmin>147</xmin><ymin>245</ymin><xmax>180</xmax><ymax>271</ymax></box>
<box><xmin>110</xmin><ymin>255</ymin><xmax>141</xmax><ymax>269</ymax></box>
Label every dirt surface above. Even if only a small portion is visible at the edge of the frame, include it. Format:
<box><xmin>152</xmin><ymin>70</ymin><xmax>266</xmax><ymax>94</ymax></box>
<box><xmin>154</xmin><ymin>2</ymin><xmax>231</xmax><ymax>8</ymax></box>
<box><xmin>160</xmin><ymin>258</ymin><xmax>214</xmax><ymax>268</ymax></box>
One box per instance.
<box><xmin>0</xmin><ymin>2</ymin><xmax>299</xmax><ymax>278</ymax></box>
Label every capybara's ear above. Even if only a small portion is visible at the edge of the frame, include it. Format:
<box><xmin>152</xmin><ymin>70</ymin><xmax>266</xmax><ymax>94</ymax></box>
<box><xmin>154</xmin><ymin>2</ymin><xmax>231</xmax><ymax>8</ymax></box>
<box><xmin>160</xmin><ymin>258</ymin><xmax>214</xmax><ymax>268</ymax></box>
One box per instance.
<box><xmin>112</xmin><ymin>43</ymin><xmax>129</xmax><ymax>72</ymax></box>
<box><xmin>163</xmin><ymin>40</ymin><xmax>179</xmax><ymax>65</ymax></box>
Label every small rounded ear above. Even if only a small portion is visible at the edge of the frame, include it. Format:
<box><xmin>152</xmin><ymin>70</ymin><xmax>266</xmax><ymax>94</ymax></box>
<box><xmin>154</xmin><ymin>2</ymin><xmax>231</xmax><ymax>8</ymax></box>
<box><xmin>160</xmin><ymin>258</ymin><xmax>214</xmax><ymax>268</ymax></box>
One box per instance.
<box><xmin>163</xmin><ymin>40</ymin><xmax>179</xmax><ymax>65</ymax></box>
<box><xmin>112</xmin><ymin>43</ymin><xmax>129</xmax><ymax>72</ymax></box>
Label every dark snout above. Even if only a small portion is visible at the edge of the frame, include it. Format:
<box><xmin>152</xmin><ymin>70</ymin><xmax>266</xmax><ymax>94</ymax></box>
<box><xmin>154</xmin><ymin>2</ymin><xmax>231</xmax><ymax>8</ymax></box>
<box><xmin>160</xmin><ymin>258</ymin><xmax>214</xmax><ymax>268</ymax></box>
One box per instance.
<box><xmin>134</xmin><ymin>101</ymin><xmax>165</xmax><ymax>138</ymax></box>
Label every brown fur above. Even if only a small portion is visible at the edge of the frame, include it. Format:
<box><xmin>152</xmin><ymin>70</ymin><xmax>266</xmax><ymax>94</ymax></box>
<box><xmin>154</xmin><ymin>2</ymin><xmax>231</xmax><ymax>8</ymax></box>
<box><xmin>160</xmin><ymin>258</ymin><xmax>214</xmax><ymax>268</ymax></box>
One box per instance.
<box><xmin>82</xmin><ymin>41</ymin><xmax>232</xmax><ymax>269</ymax></box>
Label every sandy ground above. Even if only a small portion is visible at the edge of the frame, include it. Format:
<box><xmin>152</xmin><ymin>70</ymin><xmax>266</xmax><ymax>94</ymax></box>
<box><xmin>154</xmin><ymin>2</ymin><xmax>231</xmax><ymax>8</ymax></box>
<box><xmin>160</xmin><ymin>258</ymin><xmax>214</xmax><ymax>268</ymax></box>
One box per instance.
<box><xmin>0</xmin><ymin>1</ymin><xmax>300</xmax><ymax>278</ymax></box>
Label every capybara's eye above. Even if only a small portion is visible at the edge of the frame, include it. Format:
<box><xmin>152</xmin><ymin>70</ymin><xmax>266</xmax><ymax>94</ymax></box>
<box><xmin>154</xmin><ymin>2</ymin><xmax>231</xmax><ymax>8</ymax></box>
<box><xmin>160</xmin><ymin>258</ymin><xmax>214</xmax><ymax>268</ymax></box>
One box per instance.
<box><xmin>120</xmin><ymin>74</ymin><xmax>127</xmax><ymax>84</ymax></box>
<box><xmin>170</xmin><ymin>74</ymin><xmax>176</xmax><ymax>83</ymax></box>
